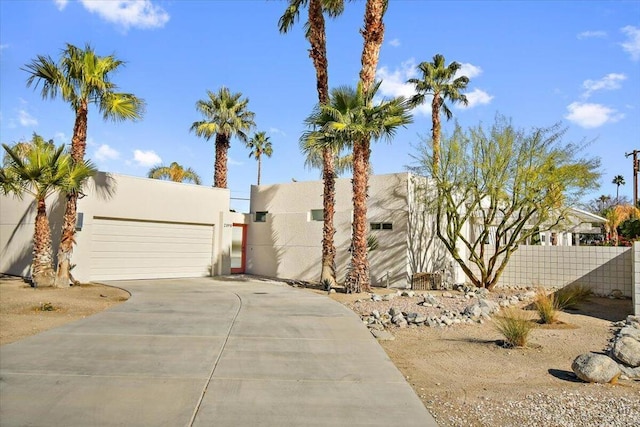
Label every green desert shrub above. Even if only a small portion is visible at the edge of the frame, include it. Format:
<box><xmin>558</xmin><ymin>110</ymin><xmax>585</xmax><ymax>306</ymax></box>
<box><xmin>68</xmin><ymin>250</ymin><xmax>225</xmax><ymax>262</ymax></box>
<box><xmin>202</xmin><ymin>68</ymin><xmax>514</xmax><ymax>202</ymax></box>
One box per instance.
<box><xmin>534</xmin><ymin>289</ymin><xmax>559</xmax><ymax>324</ymax></box>
<box><xmin>555</xmin><ymin>283</ymin><xmax>593</xmax><ymax>310</ymax></box>
<box><xmin>494</xmin><ymin>308</ymin><xmax>534</xmax><ymax>348</ymax></box>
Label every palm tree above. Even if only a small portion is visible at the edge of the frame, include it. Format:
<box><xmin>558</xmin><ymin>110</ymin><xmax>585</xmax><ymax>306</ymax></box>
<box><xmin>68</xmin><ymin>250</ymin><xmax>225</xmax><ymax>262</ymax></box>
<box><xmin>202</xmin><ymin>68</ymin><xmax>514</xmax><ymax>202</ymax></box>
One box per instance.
<box><xmin>246</xmin><ymin>132</ymin><xmax>273</xmax><ymax>185</ymax></box>
<box><xmin>1</xmin><ymin>134</ymin><xmax>96</xmax><ymax>287</ymax></box>
<box><xmin>23</xmin><ymin>43</ymin><xmax>145</xmax><ymax>286</ymax></box>
<box><xmin>612</xmin><ymin>175</ymin><xmax>625</xmax><ymax>201</ymax></box>
<box><xmin>605</xmin><ymin>204</ymin><xmax>640</xmax><ymax>245</ymax></box>
<box><xmin>346</xmin><ymin>0</ymin><xmax>389</xmax><ymax>293</ymax></box>
<box><xmin>148</xmin><ymin>162</ymin><xmax>201</xmax><ymax>184</ymax></box>
<box><xmin>315</xmin><ymin>83</ymin><xmax>412</xmax><ymax>293</ymax></box>
<box><xmin>279</xmin><ymin>0</ymin><xmax>345</xmax><ymax>287</ymax></box>
<box><xmin>407</xmin><ymin>54</ymin><xmax>470</xmax><ymax>173</ymax></box>
<box><xmin>190</xmin><ymin>87</ymin><xmax>255</xmax><ymax>189</ymax></box>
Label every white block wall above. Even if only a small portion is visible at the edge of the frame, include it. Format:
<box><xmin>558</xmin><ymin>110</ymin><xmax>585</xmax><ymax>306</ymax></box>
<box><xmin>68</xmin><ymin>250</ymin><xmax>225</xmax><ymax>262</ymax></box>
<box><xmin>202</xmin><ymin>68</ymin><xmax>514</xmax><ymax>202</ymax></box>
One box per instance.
<box><xmin>634</xmin><ymin>242</ymin><xmax>640</xmax><ymax>315</ymax></box>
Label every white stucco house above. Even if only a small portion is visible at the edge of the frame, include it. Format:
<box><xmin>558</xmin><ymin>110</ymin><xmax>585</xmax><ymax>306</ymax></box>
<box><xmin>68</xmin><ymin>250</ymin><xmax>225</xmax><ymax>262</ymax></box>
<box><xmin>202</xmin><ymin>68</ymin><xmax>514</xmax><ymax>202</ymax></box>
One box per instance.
<box><xmin>0</xmin><ymin>170</ymin><xmax>606</xmax><ymax>288</ymax></box>
<box><xmin>1</xmin><ymin>172</ymin><xmax>245</xmax><ymax>283</ymax></box>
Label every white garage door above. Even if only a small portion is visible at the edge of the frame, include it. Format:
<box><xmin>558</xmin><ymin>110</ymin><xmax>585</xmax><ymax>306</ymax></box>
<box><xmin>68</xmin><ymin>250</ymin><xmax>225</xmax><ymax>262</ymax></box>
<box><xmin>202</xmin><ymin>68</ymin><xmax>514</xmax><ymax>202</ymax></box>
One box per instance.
<box><xmin>90</xmin><ymin>218</ymin><xmax>215</xmax><ymax>281</ymax></box>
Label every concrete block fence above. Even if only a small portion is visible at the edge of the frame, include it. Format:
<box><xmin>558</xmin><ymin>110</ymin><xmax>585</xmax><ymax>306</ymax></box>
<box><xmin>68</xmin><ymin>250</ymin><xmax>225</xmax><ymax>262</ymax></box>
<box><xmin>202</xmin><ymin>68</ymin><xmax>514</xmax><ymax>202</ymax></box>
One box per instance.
<box><xmin>471</xmin><ymin>246</ymin><xmax>637</xmax><ymax>309</ymax></box>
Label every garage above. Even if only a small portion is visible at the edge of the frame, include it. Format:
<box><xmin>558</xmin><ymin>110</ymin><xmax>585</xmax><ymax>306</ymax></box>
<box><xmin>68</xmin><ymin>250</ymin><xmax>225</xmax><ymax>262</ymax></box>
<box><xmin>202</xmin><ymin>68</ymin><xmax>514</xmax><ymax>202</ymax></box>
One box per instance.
<box><xmin>89</xmin><ymin>217</ymin><xmax>215</xmax><ymax>281</ymax></box>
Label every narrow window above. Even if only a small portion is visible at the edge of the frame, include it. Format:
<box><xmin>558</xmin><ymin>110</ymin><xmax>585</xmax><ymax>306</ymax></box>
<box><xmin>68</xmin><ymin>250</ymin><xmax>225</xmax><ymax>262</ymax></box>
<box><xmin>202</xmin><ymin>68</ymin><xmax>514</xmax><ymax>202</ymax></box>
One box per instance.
<box><xmin>255</xmin><ymin>211</ymin><xmax>268</xmax><ymax>222</ymax></box>
<box><xmin>310</xmin><ymin>209</ymin><xmax>324</xmax><ymax>221</ymax></box>
<box><xmin>382</xmin><ymin>223</ymin><xmax>393</xmax><ymax>230</ymax></box>
<box><xmin>370</xmin><ymin>223</ymin><xmax>382</xmax><ymax>230</ymax></box>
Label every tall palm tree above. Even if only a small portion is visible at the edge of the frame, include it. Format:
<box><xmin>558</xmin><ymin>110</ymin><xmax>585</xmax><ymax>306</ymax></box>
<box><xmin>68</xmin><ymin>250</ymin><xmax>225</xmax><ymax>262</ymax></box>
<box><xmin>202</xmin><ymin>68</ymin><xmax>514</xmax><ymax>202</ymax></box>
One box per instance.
<box><xmin>148</xmin><ymin>162</ymin><xmax>201</xmax><ymax>184</ymax></box>
<box><xmin>23</xmin><ymin>43</ymin><xmax>145</xmax><ymax>286</ymax></box>
<box><xmin>346</xmin><ymin>0</ymin><xmax>389</xmax><ymax>293</ymax></box>
<box><xmin>190</xmin><ymin>87</ymin><xmax>255</xmax><ymax>189</ymax></box>
<box><xmin>246</xmin><ymin>132</ymin><xmax>273</xmax><ymax>185</ymax></box>
<box><xmin>1</xmin><ymin>135</ymin><xmax>96</xmax><ymax>287</ymax></box>
<box><xmin>612</xmin><ymin>175</ymin><xmax>625</xmax><ymax>201</ymax></box>
<box><xmin>316</xmin><ymin>83</ymin><xmax>412</xmax><ymax>293</ymax></box>
<box><xmin>407</xmin><ymin>54</ymin><xmax>470</xmax><ymax>173</ymax></box>
<box><xmin>279</xmin><ymin>0</ymin><xmax>345</xmax><ymax>287</ymax></box>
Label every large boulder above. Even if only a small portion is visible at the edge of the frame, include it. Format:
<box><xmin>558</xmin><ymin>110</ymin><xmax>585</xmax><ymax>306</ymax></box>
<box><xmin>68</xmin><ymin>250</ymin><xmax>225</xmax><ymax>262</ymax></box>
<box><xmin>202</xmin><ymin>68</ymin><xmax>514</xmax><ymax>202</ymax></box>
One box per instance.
<box><xmin>572</xmin><ymin>353</ymin><xmax>621</xmax><ymax>384</ymax></box>
<box><xmin>612</xmin><ymin>336</ymin><xmax>640</xmax><ymax>367</ymax></box>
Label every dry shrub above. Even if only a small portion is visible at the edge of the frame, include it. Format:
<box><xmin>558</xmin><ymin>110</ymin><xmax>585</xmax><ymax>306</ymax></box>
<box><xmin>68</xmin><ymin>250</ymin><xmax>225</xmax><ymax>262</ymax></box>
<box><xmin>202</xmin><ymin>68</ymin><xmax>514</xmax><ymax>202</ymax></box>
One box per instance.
<box><xmin>534</xmin><ymin>289</ymin><xmax>559</xmax><ymax>324</ymax></box>
<box><xmin>555</xmin><ymin>283</ymin><xmax>593</xmax><ymax>310</ymax></box>
<box><xmin>494</xmin><ymin>308</ymin><xmax>534</xmax><ymax>348</ymax></box>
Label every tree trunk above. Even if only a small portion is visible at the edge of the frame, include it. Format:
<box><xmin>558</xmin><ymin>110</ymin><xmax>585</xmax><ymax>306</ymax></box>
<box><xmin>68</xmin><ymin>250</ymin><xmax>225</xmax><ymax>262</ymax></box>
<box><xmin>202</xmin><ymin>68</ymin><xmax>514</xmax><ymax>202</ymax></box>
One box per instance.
<box><xmin>431</xmin><ymin>94</ymin><xmax>441</xmax><ymax>175</ymax></box>
<box><xmin>321</xmin><ymin>148</ymin><xmax>337</xmax><ymax>286</ymax></box>
<box><xmin>345</xmin><ymin>0</ymin><xmax>386</xmax><ymax>292</ymax></box>
<box><xmin>257</xmin><ymin>156</ymin><xmax>261</xmax><ymax>185</ymax></box>
<box><xmin>346</xmin><ymin>139</ymin><xmax>370</xmax><ymax>293</ymax></box>
<box><xmin>55</xmin><ymin>193</ymin><xmax>77</xmax><ymax>287</ymax></box>
<box><xmin>56</xmin><ymin>100</ymin><xmax>88</xmax><ymax>287</ymax></box>
<box><xmin>309</xmin><ymin>0</ymin><xmax>337</xmax><ymax>287</ymax></box>
<box><xmin>214</xmin><ymin>133</ymin><xmax>230</xmax><ymax>188</ymax></box>
<box><xmin>33</xmin><ymin>197</ymin><xmax>55</xmax><ymax>288</ymax></box>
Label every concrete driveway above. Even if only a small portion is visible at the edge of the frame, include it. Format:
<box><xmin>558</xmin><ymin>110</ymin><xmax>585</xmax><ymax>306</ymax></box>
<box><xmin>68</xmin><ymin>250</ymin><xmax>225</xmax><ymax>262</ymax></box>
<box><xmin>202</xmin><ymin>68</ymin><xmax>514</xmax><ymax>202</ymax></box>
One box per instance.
<box><xmin>0</xmin><ymin>277</ymin><xmax>438</xmax><ymax>426</ymax></box>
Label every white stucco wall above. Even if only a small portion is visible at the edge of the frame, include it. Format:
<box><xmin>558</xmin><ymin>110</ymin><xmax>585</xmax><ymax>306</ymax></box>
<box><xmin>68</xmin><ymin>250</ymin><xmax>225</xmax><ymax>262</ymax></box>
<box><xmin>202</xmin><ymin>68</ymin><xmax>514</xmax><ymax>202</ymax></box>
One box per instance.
<box><xmin>1</xmin><ymin>172</ymin><xmax>231</xmax><ymax>282</ymax></box>
<box><xmin>247</xmin><ymin>173</ymin><xmax>419</xmax><ymax>287</ymax></box>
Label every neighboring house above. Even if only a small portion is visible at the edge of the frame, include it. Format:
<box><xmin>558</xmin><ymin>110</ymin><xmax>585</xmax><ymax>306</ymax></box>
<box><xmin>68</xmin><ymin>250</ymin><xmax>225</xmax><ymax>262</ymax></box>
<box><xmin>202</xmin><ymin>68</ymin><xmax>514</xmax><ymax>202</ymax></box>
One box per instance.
<box><xmin>1</xmin><ymin>172</ymin><xmax>243</xmax><ymax>282</ymax></box>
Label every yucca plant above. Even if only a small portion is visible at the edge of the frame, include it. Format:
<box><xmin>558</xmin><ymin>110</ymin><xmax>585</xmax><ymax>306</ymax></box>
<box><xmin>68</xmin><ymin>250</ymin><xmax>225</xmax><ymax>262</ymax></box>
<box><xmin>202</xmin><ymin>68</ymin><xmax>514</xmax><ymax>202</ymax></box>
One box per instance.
<box><xmin>555</xmin><ymin>284</ymin><xmax>593</xmax><ymax>310</ymax></box>
<box><xmin>534</xmin><ymin>289</ymin><xmax>559</xmax><ymax>324</ymax></box>
<box><xmin>494</xmin><ymin>308</ymin><xmax>534</xmax><ymax>348</ymax></box>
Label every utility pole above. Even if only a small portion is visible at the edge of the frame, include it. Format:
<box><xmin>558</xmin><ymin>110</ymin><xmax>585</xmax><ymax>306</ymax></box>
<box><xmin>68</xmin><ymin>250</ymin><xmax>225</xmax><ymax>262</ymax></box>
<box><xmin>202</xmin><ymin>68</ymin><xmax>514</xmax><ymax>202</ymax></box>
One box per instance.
<box><xmin>626</xmin><ymin>149</ymin><xmax>639</xmax><ymax>208</ymax></box>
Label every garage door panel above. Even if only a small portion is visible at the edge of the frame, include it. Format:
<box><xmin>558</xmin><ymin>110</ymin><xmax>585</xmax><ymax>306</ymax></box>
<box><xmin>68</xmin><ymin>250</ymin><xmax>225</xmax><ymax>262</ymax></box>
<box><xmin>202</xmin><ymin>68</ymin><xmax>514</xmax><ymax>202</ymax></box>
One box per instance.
<box><xmin>90</xmin><ymin>219</ymin><xmax>214</xmax><ymax>281</ymax></box>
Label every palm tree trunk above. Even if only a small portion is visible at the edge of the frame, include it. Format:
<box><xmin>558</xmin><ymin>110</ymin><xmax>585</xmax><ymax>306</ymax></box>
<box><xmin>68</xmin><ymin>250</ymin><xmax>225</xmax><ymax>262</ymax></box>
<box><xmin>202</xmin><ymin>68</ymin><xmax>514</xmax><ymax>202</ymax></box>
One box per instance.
<box><xmin>56</xmin><ymin>100</ymin><xmax>88</xmax><ymax>287</ymax></box>
<box><xmin>257</xmin><ymin>156</ymin><xmax>261</xmax><ymax>185</ymax></box>
<box><xmin>431</xmin><ymin>94</ymin><xmax>441</xmax><ymax>175</ymax></box>
<box><xmin>33</xmin><ymin>197</ymin><xmax>55</xmax><ymax>287</ymax></box>
<box><xmin>345</xmin><ymin>0</ymin><xmax>386</xmax><ymax>293</ymax></box>
<box><xmin>321</xmin><ymin>148</ymin><xmax>337</xmax><ymax>286</ymax></box>
<box><xmin>346</xmin><ymin>139</ymin><xmax>370</xmax><ymax>293</ymax></box>
<box><xmin>214</xmin><ymin>133</ymin><xmax>230</xmax><ymax>188</ymax></box>
<box><xmin>309</xmin><ymin>0</ymin><xmax>337</xmax><ymax>287</ymax></box>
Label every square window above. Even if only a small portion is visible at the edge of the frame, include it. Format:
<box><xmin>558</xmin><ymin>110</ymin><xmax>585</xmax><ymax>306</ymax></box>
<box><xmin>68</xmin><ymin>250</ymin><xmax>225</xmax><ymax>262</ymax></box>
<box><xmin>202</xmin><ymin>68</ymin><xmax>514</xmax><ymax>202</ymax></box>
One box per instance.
<box><xmin>310</xmin><ymin>209</ymin><xmax>324</xmax><ymax>221</ymax></box>
<box><xmin>255</xmin><ymin>211</ymin><xmax>268</xmax><ymax>222</ymax></box>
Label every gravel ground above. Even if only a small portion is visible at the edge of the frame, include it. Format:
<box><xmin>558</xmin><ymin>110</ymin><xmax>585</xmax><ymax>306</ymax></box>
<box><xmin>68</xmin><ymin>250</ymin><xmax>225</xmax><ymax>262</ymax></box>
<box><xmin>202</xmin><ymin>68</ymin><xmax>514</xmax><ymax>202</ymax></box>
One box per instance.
<box><xmin>334</xmin><ymin>287</ymin><xmax>640</xmax><ymax>427</ymax></box>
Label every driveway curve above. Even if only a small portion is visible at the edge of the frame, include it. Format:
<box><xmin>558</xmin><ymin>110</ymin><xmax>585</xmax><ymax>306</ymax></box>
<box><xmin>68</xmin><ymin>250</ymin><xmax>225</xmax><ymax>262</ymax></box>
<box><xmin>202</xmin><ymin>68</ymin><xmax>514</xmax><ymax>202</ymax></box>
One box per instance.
<box><xmin>0</xmin><ymin>277</ymin><xmax>437</xmax><ymax>426</ymax></box>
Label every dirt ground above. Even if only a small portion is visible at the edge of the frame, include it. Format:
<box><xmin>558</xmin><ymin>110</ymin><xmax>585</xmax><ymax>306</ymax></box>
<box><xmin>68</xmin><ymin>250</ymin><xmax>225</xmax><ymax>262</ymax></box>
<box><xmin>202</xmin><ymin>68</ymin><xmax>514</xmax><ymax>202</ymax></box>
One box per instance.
<box><xmin>322</xmin><ymin>286</ymin><xmax>640</xmax><ymax>426</ymax></box>
<box><xmin>0</xmin><ymin>276</ymin><xmax>130</xmax><ymax>345</ymax></box>
<box><xmin>2</xmin><ymin>276</ymin><xmax>638</xmax><ymax>425</ymax></box>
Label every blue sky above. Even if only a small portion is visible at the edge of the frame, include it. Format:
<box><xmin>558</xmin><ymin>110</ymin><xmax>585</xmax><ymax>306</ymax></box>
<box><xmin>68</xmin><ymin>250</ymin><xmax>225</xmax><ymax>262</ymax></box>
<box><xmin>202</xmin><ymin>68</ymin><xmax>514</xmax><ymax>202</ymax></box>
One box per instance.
<box><xmin>1</xmin><ymin>1</ymin><xmax>639</xmax><ymax>212</ymax></box>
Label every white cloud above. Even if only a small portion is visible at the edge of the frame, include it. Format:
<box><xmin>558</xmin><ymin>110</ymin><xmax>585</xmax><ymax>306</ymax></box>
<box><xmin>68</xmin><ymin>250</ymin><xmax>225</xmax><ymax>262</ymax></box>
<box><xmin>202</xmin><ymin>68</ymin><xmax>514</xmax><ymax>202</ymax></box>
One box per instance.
<box><xmin>79</xmin><ymin>0</ymin><xmax>169</xmax><ymax>31</ymax></box>
<box><xmin>577</xmin><ymin>30</ymin><xmax>607</xmax><ymax>39</ymax></box>
<box><xmin>582</xmin><ymin>73</ymin><xmax>626</xmax><ymax>98</ymax></box>
<box><xmin>621</xmin><ymin>25</ymin><xmax>640</xmax><ymax>61</ymax></box>
<box><xmin>0</xmin><ymin>43</ymin><xmax>8</xmax><ymax>51</ymax></box>
<box><xmin>565</xmin><ymin>102</ymin><xmax>624</xmax><ymax>128</ymax></box>
<box><xmin>53</xmin><ymin>132</ymin><xmax>69</xmax><ymax>144</ymax></box>
<box><xmin>18</xmin><ymin>109</ymin><xmax>37</xmax><ymax>127</ymax></box>
<box><xmin>457</xmin><ymin>63</ymin><xmax>482</xmax><ymax>79</ymax></box>
<box><xmin>95</xmin><ymin>144</ymin><xmax>120</xmax><ymax>161</ymax></box>
<box><xmin>268</xmin><ymin>127</ymin><xmax>286</xmax><ymax>136</ymax></box>
<box><xmin>54</xmin><ymin>0</ymin><xmax>69</xmax><ymax>10</ymax></box>
<box><xmin>133</xmin><ymin>149</ymin><xmax>161</xmax><ymax>167</ymax></box>
<box><xmin>458</xmin><ymin>88</ymin><xmax>494</xmax><ymax>109</ymax></box>
<box><xmin>228</xmin><ymin>157</ymin><xmax>244</xmax><ymax>166</ymax></box>
<box><xmin>377</xmin><ymin>58</ymin><xmax>418</xmax><ymax>99</ymax></box>
<box><xmin>388</xmin><ymin>38</ymin><xmax>401</xmax><ymax>47</ymax></box>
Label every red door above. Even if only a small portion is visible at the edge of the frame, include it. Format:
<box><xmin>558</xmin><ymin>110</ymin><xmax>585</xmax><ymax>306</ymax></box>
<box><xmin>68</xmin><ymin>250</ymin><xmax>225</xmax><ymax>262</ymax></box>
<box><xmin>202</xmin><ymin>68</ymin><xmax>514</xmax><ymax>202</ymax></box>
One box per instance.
<box><xmin>231</xmin><ymin>224</ymin><xmax>247</xmax><ymax>274</ymax></box>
